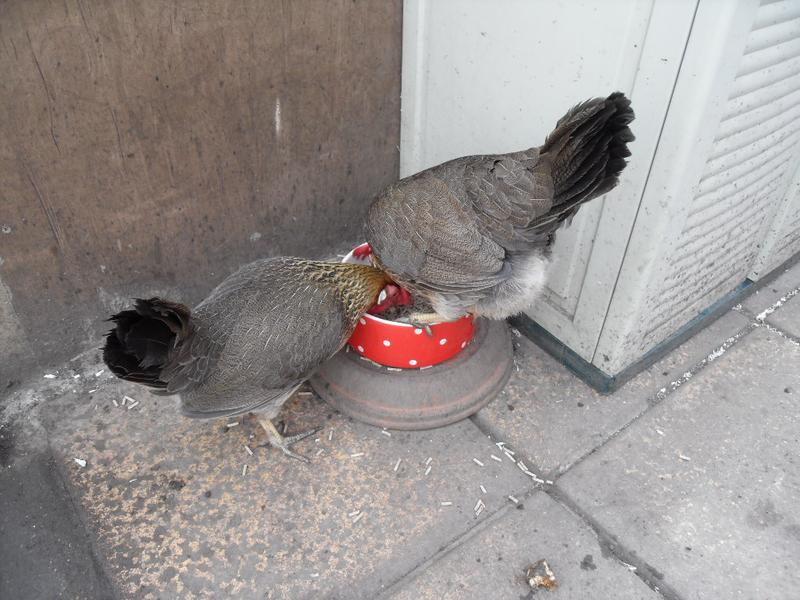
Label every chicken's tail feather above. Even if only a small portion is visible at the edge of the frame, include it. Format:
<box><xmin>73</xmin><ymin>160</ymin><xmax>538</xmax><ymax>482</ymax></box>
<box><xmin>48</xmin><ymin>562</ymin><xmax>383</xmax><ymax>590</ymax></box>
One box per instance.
<box><xmin>535</xmin><ymin>92</ymin><xmax>634</xmax><ymax>230</ymax></box>
<box><xmin>102</xmin><ymin>298</ymin><xmax>192</xmax><ymax>390</ymax></box>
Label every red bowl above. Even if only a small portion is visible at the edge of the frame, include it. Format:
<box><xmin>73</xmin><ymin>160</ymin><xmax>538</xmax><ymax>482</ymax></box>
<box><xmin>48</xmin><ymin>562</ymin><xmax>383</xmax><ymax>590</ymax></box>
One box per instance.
<box><xmin>343</xmin><ymin>243</ymin><xmax>475</xmax><ymax>369</ymax></box>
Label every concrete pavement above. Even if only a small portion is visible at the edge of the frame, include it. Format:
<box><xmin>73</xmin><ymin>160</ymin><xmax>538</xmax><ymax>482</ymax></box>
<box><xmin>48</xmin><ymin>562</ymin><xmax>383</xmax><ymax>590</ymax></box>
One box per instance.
<box><xmin>1</xmin><ymin>259</ymin><xmax>798</xmax><ymax>599</ymax></box>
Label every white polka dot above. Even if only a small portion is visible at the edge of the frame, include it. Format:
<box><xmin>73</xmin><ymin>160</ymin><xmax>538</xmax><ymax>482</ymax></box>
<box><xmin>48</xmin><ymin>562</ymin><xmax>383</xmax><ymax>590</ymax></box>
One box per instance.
<box><xmin>382</xmin><ymin>340</ymin><xmax>391</xmax><ymax>347</ymax></box>
<box><xmin>408</xmin><ymin>359</ymin><xmax>417</xmax><ymax>366</ymax></box>
<box><xmin>414</xmin><ymin>328</ymin><xmax>423</xmax><ymax>335</ymax></box>
<box><xmin>439</xmin><ymin>338</ymin><xmax>447</xmax><ymax>345</ymax></box>
<box><xmin>359</xmin><ymin>318</ymin><xmax>366</xmax><ymax>325</ymax></box>
<box><xmin>357</xmin><ymin>345</ymin><xmax>364</xmax><ymax>353</ymax></box>
<box><xmin>460</xmin><ymin>341</ymin><xmax>467</xmax><ymax>348</ymax></box>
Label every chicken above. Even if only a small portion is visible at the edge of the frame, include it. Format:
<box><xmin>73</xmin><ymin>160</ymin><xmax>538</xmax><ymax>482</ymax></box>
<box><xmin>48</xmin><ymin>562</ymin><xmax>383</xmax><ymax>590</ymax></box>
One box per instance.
<box><xmin>102</xmin><ymin>257</ymin><xmax>390</xmax><ymax>461</ymax></box>
<box><xmin>365</xmin><ymin>92</ymin><xmax>634</xmax><ymax>322</ymax></box>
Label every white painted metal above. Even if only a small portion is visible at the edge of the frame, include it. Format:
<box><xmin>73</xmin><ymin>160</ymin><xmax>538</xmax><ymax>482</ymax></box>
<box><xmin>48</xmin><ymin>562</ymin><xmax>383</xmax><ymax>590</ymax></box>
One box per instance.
<box><xmin>596</xmin><ymin>0</ymin><xmax>800</xmax><ymax>373</ymax></box>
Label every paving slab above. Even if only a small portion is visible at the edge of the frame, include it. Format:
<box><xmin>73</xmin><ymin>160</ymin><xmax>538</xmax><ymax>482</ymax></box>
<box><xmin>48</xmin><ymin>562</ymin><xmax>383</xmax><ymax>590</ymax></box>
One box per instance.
<box><xmin>558</xmin><ymin>326</ymin><xmax>800</xmax><ymax>600</ymax></box>
<box><xmin>473</xmin><ymin>311</ymin><xmax>750</xmax><ymax>476</ymax></box>
<box><xmin>37</xmin><ymin>356</ymin><xmax>534</xmax><ymax>600</ymax></box>
<box><xmin>742</xmin><ymin>258</ymin><xmax>800</xmax><ymax>315</ymax></box>
<box><xmin>387</xmin><ymin>491</ymin><xmax>660</xmax><ymax>600</ymax></box>
<box><xmin>766</xmin><ymin>293</ymin><xmax>800</xmax><ymax>339</ymax></box>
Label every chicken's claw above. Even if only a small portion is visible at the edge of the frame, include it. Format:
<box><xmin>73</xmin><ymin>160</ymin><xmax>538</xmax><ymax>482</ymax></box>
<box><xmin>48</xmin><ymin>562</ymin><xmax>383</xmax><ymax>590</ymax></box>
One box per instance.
<box><xmin>256</xmin><ymin>417</ymin><xmax>321</xmax><ymax>463</ymax></box>
<box><xmin>403</xmin><ymin>312</ymin><xmax>441</xmax><ymax>336</ymax></box>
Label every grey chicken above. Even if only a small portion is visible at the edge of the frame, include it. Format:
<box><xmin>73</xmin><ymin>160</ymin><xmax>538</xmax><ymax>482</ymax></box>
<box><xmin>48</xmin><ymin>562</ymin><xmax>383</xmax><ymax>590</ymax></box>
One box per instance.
<box><xmin>102</xmin><ymin>257</ymin><xmax>390</xmax><ymax>461</ymax></box>
<box><xmin>365</xmin><ymin>92</ymin><xmax>634</xmax><ymax>322</ymax></box>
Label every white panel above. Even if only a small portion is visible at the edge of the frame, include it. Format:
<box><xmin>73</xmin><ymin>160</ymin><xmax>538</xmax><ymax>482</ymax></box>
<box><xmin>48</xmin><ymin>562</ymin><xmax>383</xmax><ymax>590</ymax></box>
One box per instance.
<box><xmin>400</xmin><ymin>0</ymin><xmax>696</xmax><ymax>359</ymax></box>
<box><xmin>640</xmin><ymin>1</ymin><xmax>800</xmax><ymax>352</ymax></box>
<box><xmin>596</xmin><ymin>0</ymin><xmax>800</xmax><ymax>374</ymax></box>
<box><xmin>401</xmin><ymin>0</ymin><xmax>652</xmax><ymax>176</ymax></box>
<box><xmin>594</xmin><ymin>0</ymin><xmax>762</xmax><ymax>374</ymax></box>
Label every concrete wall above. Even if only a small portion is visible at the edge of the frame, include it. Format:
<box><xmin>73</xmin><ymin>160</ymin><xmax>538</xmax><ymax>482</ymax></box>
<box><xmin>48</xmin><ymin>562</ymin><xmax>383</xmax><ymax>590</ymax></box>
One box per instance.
<box><xmin>0</xmin><ymin>1</ymin><xmax>402</xmax><ymax>386</ymax></box>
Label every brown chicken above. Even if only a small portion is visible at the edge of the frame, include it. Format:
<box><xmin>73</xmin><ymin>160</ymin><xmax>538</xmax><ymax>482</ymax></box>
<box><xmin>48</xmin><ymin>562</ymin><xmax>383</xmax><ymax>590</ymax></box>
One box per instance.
<box><xmin>102</xmin><ymin>257</ymin><xmax>389</xmax><ymax>461</ymax></box>
<box><xmin>365</xmin><ymin>92</ymin><xmax>635</xmax><ymax>322</ymax></box>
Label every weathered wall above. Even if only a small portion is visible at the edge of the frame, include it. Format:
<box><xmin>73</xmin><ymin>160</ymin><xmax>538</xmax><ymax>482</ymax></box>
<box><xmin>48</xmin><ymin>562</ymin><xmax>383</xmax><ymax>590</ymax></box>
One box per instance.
<box><xmin>0</xmin><ymin>1</ymin><xmax>401</xmax><ymax>386</ymax></box>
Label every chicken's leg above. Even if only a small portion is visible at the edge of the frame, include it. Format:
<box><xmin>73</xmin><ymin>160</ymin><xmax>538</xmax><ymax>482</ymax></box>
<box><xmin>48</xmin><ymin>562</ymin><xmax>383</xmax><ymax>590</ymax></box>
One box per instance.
<box><xmin>398</xmin><ymin>311</ymin><xmax>445</xmax><ymax>336</ymax></box>
<box><xmin>256</xmin><ymin>416</ymin><xmax>321</xmax><ymax>463</ymax></box>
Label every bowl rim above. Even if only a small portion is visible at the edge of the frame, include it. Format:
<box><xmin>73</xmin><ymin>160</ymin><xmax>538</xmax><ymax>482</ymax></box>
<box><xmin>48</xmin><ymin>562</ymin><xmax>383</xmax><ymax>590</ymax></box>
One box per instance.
<box><xmin>342</xmin><ymin>245</ymin><xmax>470</xmax><ymax>329</ymax></box>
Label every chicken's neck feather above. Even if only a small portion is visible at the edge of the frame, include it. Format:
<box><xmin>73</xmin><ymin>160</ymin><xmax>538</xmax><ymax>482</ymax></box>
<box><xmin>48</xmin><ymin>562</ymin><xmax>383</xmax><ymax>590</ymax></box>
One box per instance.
<box><xmin>302</xmin><ymin>261</ymin><xmax>390</xmax><ymax>323</ymax></box>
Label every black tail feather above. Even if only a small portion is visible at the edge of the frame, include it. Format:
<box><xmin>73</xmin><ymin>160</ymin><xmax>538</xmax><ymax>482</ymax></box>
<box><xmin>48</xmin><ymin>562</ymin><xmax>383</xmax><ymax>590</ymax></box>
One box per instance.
<box><xmin>102</xmin><ymin>298</ymin><xmax>191</xmax><ymax>389</ymax></box>
<box><xmin>535</xmin><ymin>92</ymin><xmax>634</xmax><ymax>229</ymax></box>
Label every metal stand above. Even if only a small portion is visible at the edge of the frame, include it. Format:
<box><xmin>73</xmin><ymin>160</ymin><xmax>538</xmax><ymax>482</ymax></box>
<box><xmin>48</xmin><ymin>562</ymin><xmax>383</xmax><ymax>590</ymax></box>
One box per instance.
<box><xmin>310</xmin><ymin>319</ymin><xmax>513</xmax><ymax>430</ymax></box>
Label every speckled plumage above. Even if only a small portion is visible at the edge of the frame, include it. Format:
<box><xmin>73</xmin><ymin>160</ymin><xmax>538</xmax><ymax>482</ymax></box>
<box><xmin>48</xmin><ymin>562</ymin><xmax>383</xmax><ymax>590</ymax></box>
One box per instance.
<box><xmin>103</xmin><ymin>257</ymin><xmax>389</xmax><ymax>421</ymax></box>
<box><xmin>366</xmin><ymin>92</ymin><xmax>634</xmax><ymax>320</ymax></box>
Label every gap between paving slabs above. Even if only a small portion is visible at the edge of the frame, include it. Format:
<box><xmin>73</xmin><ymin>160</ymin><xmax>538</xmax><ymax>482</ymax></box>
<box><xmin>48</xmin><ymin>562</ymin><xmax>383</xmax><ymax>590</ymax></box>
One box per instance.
<box><xmin>376</xmin><ymin>486</ymin><xmax>540</xmax><ymax>599</ymax></box>
<box><xmin>472</xmin><ymin>310</ymin><xmax>752</xmax><ymax>479</ymax></box>
<box><xmin>472</xmin><ymin>312</ymin><xmax>753</xmax><ymax>480</ymax></box>
<box><xmin>373</xmin><ymin>432</ymin><xmax>569</xmax><ymax>597</ymax></box>
<box><xmin>739</xmin><ymin>259</ymin><xmax>800</xmax><ymax>341</ymax></box>
<box><xmin>384</xmin><ymin>490</ymin><xmax>663</xmax><ymax>600</ymax></box>
<box><xmin>741</xmin><ymin>258</ymin><xmax>800</xmax><ymax>316</ymax></box>
<box><xmin>462</xmin><ymin>420</ymin><xmax>687</xmax><ymax>599</ymax></box>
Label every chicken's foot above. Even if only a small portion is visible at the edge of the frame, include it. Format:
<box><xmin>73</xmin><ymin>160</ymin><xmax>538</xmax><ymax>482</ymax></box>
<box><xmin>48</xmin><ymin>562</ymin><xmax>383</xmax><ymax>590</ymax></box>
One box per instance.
<box><xmin>256</xmin><ymin>416</ymin><xmax>321</xmax><ymax>463</ymax></box>
<box><xmin>398</xmin><ymin>311</ymin><xmax>449</xmax><ymax>336</ymax></box>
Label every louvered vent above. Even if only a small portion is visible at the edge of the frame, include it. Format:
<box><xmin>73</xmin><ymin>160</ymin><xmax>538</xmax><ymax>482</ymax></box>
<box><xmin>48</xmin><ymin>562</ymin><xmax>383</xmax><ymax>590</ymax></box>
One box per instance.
<box><xmin>640</xmin><ymin>0</ymin><xmax>800</xmax><ymax>350</ymax></box>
